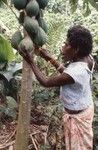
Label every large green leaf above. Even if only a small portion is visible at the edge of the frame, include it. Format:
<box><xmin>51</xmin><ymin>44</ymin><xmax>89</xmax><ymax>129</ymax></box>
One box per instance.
<box><xmin>0</xmin><ymin>34</ymin><xmax>15</xmax><ymax>63</ymax></box>
<box><xmin>6</xmin><ymin>96</ymin><xmax>18</xmax><ymax>109</ymax></box>
<box><xmin>0</xmin><ymin>62</ymin><xmax>22</xmax><ymax>81</ymax></box>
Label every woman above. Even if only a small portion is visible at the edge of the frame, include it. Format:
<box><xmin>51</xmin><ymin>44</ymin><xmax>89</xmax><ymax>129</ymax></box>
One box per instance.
<box><xmin>18</xmin><ymin>25</ymin><xmax>95</xmax><ymax>150</ymax></box>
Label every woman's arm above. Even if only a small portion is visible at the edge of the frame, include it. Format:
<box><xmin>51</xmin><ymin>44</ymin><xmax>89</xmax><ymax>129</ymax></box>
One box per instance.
<box><xmin>17</xmin><ymin>47</ymin><xmax>74</xmax><ymax>87</ymax></box>
<box><xmin>34</xmin><ymin>47</ymin><xmax>65</xmax><ymax>73</ymax></box>
<box><xmin>30</xmin><ymin>59</ymin><xmax>74</xmax><ymax>87</ymax></box>
<box><xmin>19</xmin><ymin>45</ymin><xmax>65</xmax><ymax>73</ymax></box>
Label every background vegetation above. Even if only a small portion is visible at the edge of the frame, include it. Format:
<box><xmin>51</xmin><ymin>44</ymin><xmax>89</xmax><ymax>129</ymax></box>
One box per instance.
<box><xmin>0</xmin><ymin>0</ymin><xmax>98</xmax><ymax>149</ymax></box>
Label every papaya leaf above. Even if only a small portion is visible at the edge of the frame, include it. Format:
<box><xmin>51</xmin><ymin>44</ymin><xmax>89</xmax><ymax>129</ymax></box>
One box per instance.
<box><xmin>0</xmin><ymin>34</ymin><xmax>15</xmax><ymax>63</ymax></box>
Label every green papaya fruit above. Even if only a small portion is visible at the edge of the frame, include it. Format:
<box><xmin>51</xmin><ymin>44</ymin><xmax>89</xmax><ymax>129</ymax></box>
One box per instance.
<box><xmin>26</xmin><ymin>0</ymin><xmax>39</xmax><ymax>17</ymax></box>
<box><xmin>33</xmin><ymin>27</ymin><xmax>48</xmax><ymax>46</ymax></box>
<box><xmin>13</xmin><ymin>0</ymin><xmax>27</xmax><ymax>10</ymax></box>
<box><xmin>19</xmin><ymin>36</ymin><xmax>34</xmax><ymax>52</ymax></box>
<box><xmin>11</xmin><ymin>31</ymin><xmax>23</xmax><ymax>50</ymax></box>
<box><xmin>36</xmin><ymin>0</ymin><xmax>49</xmax><ymax>9</ymax></box>
<box><xmin>23</xmin><ymin>17</ymin><xmax>39</xmax><ymax>40</ymax></box>
<box><xmin>38</xmin><ymin>17</ymin><xmax>48</xmax><ymax>33</ymax></box>
<box><xmin>18</xmin><ymin>11</ymin><xmax>25</xmax><ymax>24</ymax></box>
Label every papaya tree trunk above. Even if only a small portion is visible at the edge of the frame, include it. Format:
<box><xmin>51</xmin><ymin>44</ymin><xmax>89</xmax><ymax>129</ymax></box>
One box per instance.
<box><xmin>15</xmin><ymin>59</ymin><xmax>33</xmax><ymax>150</ymax></box>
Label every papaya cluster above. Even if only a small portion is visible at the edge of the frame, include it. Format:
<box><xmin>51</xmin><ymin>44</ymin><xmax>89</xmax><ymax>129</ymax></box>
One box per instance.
<box><xmin>11</xmin><ymin>0</ymin><xmax>49</xmax><ymax>52</ymax></box>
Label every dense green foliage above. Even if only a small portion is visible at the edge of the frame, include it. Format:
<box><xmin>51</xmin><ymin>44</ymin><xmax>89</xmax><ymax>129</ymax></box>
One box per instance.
<box><xmin>0</xmin><ymin>0</ymin><xmax>98</xmax><ymax>149</ymax></box>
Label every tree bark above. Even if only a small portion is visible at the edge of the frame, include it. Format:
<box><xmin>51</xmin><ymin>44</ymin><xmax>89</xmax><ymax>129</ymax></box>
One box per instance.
<box><xmin>15</xmin><ymin>59</ymin><xmax>33</xmax><ymax>150</ymax></box>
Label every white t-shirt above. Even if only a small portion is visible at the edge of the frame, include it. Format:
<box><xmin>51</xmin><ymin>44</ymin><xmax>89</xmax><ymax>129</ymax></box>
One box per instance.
<box><xmin>60</xmin><ymin>61</ymin><xmax>94</xmax><ymax>111</ymax></box>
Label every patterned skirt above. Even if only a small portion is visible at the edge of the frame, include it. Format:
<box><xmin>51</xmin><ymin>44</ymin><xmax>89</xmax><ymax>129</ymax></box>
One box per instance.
<box><xmin>63</xmin><ymin>104</ymin><xmax>94</xmax><ymax>150</ymax></box>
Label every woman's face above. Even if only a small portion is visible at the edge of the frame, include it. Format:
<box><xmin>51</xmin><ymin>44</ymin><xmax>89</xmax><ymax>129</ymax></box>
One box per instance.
<box><xmin>61</xmin><ymin>41</ymin><xmax>76</xmax><ymax>62</ymax></box>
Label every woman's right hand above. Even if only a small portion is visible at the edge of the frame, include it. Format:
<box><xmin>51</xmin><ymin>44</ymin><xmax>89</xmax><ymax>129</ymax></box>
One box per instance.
<box><xmin>34</xmin><ymin>46</ymin><xmax>53</xmax><ymax>61</ymax></box>
<box><xmin>39</xmin><ymin>48</ymin><xmax>53</xmax><ymax>61</ymax></box>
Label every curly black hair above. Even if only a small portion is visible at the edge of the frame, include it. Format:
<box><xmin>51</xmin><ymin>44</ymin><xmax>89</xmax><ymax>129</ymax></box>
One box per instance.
<box><xmin>67</xmin><ymin>25</ymin><xmax>93</xmax><ymax>57</ymax></box>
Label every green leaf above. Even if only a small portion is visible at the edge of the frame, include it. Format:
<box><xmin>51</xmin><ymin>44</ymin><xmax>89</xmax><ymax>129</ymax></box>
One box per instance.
<box><xmin>83</xmin><ymin>3</ymin><xmax>91</xmax><ymax>17</ymax></box>
<box><xmin>6</xmin><ymin>96</ymin><xmax>18</xmax><ymax>109</ymax></box>
<box><xmin>69</xmin><ymin>0</ymin><xmax>78</xmax><ymax>12</ymax></box>
<box><xmin>0</xmin><ymin>105</ymin><xmax>6</xmax><ymax>113</ymax></box>
<box><xmin>83</xmin><ymin>1</ymin><xmax>86</xmax><ymax>9</ymax></box>
<box><xmin>69</xmin><ymin>0</ymin><xmax>78</xmax><ymax>5</ymax></box>
<box><xmin>4</xmin><ymin>96</ymin><xmax>18</xmax><ymax>119</ymax></box>
<box><xmin>0</xmin><ymin>0</ymin><xmax>8</xmax><ymax>6</ymax></box>
<box><xmin>4</xmin><ymin>108</ymin><xmax>17</xmax><ymax>119</ymax></box>
<box><xmin>0</xmin><ymin>62</ymin><xmax>22</xmax><ymax>81</ymax></box>
<box><xmin>0</xmin><ymin>34</ymin><xmax>15</xmax><ymax>63</ymax></box>
<box><xmin>88</xmin><ymin>0</ymin><xmax>98</xmax><ymax>11</ymax></box>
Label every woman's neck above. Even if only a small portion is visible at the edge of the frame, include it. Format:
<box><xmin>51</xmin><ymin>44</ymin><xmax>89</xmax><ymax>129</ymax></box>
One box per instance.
<box><xmin>73</xmin><ymin>56</ymin><xmax>89</xmax><ymax>63</ymax></box>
